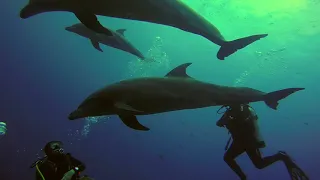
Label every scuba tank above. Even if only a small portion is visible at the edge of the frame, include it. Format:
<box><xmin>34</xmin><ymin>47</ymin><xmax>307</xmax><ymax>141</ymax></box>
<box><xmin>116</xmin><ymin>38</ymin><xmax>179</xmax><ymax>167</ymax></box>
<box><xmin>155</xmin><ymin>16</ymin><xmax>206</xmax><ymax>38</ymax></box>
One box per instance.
<box><xmin>30</xmin><ymin>156</ymin><xmax>48</xmax><ymax>168</ymax></box>
<box><xmin>30</xmin><ymin>155</ymin><xmax>49</xmax><ymax>180</ymax></box>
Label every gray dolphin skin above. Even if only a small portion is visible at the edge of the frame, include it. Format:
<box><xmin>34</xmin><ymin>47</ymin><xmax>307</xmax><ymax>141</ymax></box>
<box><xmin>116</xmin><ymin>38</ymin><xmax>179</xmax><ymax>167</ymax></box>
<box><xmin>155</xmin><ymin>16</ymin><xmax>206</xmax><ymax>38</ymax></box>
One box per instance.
<box><xmin>20</xmin><ymin>0</ymin><xmax>267</xmax><ymax>60</ymax></box>
<box><xmin>68</xmin><ymin>63</ymin><xmax>304</xmax><ymax>131</ymax></box>
<box><xmin>65</xmin><ymin>23</ymin><xmax>148</xmax><ymax>60</ymax></box>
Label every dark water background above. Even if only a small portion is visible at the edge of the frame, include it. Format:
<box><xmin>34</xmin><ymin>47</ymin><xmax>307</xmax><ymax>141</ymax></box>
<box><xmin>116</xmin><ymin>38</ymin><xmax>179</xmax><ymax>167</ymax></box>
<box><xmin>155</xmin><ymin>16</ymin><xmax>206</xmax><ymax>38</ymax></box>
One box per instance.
<box><xmin>0</xmin><ymin>0</ymin><xmax>319</xmax><ymax>179</ymax></box>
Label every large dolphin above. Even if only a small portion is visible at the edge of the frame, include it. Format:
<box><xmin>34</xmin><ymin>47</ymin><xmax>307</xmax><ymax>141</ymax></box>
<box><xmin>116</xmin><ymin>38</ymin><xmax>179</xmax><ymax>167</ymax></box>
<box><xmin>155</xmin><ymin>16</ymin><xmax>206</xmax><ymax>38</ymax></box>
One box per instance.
<box><xmin>68</xmin><ymin>63</ymin><xmax>304</xmax><ymax>131</ymax></box>
<box><xmin>65</xmin><ymin>23</ymin><xmax>149</xmax><ymax>61</ymax></box>
<box><xmin>20</xmin><ymin>0</ymin><xmax>268</xmax><ymax>60</ymax></box>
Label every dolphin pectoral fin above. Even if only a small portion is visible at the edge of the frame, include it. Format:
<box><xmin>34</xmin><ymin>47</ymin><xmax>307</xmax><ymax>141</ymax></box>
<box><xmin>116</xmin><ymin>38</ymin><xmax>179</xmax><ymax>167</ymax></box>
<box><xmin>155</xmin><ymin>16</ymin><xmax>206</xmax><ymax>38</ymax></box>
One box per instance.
<box><xmin>217</xmin><ymin>34</ymin><xmax>268</xmax><ymax>60</ymax></box>
<box><xmin>74</xmin><ymin>12</ymin><xmax>113</xmax><ymax>37</ymax></box>
<box><xmin>116</xmin><ymin>29</ymin><xmax>126</xmax><ymax>36</ymax></box>
<box><xmin>118</xmin><ymin>114</ymin><xmax>150</xmax><ymax>131</ymax></box>
<box><xmin>90</xmin><ymin>39</ymin><xmax>103</xmax><ymax>52</ymax></box>
<box><xmin>165</xmin><ymin>63</ymin><xmax>192</xmax><ymax>78</ymax></box>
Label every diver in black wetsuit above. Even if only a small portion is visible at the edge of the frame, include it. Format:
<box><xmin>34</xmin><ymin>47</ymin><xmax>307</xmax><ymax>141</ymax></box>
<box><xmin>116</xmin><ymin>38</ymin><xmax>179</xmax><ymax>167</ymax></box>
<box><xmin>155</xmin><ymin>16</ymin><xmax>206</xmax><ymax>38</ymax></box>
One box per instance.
<box><xmin>216</xmin><ymin>103</ymin><xmax>309</xmax><ymax>180</ymax></box>
<box><xmin>31</xmin><ymin>141</ymin><xmax>91</xmax><ymax>180</ymax></box>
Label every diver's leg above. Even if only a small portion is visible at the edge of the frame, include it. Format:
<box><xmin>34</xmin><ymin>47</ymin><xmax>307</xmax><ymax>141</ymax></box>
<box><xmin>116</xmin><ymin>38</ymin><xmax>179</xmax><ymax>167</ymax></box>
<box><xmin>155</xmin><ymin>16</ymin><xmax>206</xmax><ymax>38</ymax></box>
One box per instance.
<box><xmin>223</xmin><ymin>142</ymin><xmax>247</xmax><ymax>180</ymax></box>
<box><xmin>246</xmin><ymin>148</ymin><xmax>286</xmax><ymax>169</ymax></box>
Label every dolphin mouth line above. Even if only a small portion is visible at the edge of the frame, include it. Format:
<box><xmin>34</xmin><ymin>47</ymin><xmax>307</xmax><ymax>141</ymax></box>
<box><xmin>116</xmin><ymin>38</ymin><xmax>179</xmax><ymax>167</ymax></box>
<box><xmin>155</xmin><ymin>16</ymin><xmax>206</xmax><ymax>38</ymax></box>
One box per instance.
<box><xmin>68</xmin><ymin>110</ymin><xmax>80</xmax><ymax>120</ymax></box>
<box><xmin>65</xmin><ymin>27</ymin><xmax>73</xmax><ymax>31</ymax></box>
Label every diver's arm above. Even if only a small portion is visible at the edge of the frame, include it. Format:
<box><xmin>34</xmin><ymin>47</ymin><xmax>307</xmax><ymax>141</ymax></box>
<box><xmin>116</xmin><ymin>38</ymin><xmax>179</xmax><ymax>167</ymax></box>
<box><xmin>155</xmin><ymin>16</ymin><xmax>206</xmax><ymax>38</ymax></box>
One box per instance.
<box><xmin>35</xmin><ymin>164</ymin><xmax>56</xmax><ymax>180</ymax></box>
<box><xmin>61</xmin><ymin>169</ymin><xmax>76</xmax><ymax>180</ymax></box>
<box><xmin>216</xmin><ymin>113</ymin><xmax>232</xmax><ymax>127</ymax></box>
<box><xmin>68</xmin><ymin>154</ymin><xmax>86</xmax><ymax>172</ymax></box>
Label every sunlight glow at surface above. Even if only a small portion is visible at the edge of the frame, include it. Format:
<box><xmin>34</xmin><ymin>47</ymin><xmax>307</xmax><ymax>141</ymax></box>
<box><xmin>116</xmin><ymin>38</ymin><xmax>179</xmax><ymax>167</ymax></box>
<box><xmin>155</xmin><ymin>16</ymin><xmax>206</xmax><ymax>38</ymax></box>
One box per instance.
<box><xmin>191</xmin><ymin>0</ymin><xmax>309</xmax><ymax>17</ymax></box>
<box><xmin>230</xmin><ymin>0</ymin><xmax>308</xmax><ymax>16</ymax></box>
<box><xmin>126</xmin><ymin>36</ymin><xmax>170</xmax><ymax>78</ymax></box>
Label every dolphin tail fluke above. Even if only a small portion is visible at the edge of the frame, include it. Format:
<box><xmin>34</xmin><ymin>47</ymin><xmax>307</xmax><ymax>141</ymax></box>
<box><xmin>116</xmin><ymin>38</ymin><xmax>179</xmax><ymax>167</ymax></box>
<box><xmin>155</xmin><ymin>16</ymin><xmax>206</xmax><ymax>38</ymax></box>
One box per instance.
<box><xmin>217</xmin><ymin>34</ymin><xmax>268</xmax><ymax>60</ymax></box>
<box><xmin>118</xmin><ymin>114</ymin><xmax>150</xmax><ymax>131</ymax></box>
<box><xmin>74</xmin><ymin>12</ymin><xmax>113</xmax><ymax>37</ymax></box>
<box><xmin>264</xmin><ymin>88</ymin><xmax>305</xmax><ymax>110</ymax></box>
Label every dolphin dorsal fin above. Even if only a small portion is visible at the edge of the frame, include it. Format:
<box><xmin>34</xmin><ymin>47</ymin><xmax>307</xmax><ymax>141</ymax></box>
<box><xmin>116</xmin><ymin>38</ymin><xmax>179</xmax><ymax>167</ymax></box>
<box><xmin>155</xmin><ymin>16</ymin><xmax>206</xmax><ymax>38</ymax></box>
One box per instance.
<box><xmin>165</xmin><ymin>63</ymin><xmax>192</xmax><ymax>78</ymax></box>
<box><xmin>116</xmin><ymin>29</ymin><xmax>126</xmax><ymax>36</ymax></box>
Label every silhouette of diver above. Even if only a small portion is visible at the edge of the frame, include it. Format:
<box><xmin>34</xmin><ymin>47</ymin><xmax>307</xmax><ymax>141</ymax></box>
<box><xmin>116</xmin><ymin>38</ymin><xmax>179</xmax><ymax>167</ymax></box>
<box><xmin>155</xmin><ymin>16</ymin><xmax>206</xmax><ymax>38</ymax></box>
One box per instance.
<box><xmin>30</xmin><ymin>141</ymin><xmax>93</xmax><ymax>180</ymax></box>
<box><xmin>216</xmin><ymin>103</ymin><xmax>309</xmax><ymax>180</ymax></box>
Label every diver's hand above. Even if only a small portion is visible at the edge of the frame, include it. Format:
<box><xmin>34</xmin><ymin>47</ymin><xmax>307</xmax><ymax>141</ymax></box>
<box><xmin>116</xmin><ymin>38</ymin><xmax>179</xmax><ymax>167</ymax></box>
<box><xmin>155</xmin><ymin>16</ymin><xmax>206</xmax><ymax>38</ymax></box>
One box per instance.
<box><xmin>216</xmin><ymin>121</ymin><xmax>226</xmax><ymax>127</ymax></box>
<box><xmin>216</xmin><ymin>121</ymin><xmax>224</xmax><ymax>127</ymax></box>
<box><xmin>216</xmin><ymin>114</ymin><xmax>233</xmax><ymax>127</ymax></box>
<box><xmin>216</xmin><ymin>118</ymin><xmax>228</xmax><ymax>127</ymax></box>
<box><xmin>61</xmin><ymin>169</ymin><xmax>76</xmax><ymax>180</ymax></box>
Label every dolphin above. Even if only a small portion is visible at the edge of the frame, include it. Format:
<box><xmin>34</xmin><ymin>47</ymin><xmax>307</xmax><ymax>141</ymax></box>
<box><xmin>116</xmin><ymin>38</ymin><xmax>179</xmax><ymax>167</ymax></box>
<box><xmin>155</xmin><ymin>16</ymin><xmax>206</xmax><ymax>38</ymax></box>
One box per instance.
<box><xmin>65</xmin><ymin>23</ymin><xmax>149</xmax><ymax>60</ymax></box>
<box><xmin>20</xmin><ymin>0</ymin><xmax>268</xmax><ymax>60</ymax></box>
<box><xmin>68</xmin><ymin>63</ymin><xmax>305</xmax><ymax>131</ymax></box>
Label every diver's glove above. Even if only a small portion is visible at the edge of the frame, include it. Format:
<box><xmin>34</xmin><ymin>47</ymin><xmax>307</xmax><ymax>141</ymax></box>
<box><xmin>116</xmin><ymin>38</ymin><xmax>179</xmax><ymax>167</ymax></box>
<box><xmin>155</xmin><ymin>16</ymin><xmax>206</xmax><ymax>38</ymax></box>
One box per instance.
<box><xmin>61</xmin><ymin>169</ymin><xmax>76</xmax><ymax>180</ymax></box>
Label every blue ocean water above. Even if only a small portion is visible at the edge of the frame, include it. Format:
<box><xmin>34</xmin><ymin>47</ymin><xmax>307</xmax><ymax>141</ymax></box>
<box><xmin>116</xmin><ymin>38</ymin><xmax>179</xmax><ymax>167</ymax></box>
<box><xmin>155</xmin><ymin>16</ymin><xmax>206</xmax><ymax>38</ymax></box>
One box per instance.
<box><xmin>1</xmin><ymin>0</ymin><xmax>319</xmax><ymax>179</ymax></box>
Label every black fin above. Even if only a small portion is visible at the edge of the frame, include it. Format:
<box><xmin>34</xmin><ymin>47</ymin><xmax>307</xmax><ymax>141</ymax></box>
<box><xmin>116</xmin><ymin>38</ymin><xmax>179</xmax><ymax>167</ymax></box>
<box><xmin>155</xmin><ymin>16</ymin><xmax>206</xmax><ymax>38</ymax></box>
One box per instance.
<box><xmin>74</xmin><ymin>11</ymin><xmax>113</xmax><ymax>36</ymax></box>
<box><xmin>264</xmin><ymin>88</ymin><xmax>305</xmax><ymax>110</ymax></box>
<box><xmin>116</xmin><ymin>29</ymin><xmax>126</xmax><ymax>36</ymax></box>
<box><xmin>90</xmin><ymin>39</ymin><xmax>103</xmax><ymax>52</ymax></box>
<box><xmin>165</xmin><ymin>63</ymin><xmax>192</xmax><ymax>78</ymax></box>
<box><xmin>217</xmin><ymin>34</ymin><xmax>268</xmax><ymax>60</ymax></box>
<box><xmin>118</xmin><ymin>114</ymin><xmax>150</xmax><ymax>131</ymax></box>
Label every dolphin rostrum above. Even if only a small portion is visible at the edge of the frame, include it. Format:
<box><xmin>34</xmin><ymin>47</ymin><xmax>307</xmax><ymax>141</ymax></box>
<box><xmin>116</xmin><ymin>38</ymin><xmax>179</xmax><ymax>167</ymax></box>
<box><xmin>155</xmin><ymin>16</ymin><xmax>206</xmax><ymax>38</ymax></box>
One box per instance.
<box><xmin>20</xmin><ymin>0</ymin><xmax>268</xmax><ymax>60</ymax></box>
<box><xmin>65</xmin><ymin>23</ymin><xmax>149</xmax><ymax>60</ymax></box>
<box><xmin>68</xmin><ymin>63</ymin><xmax>305</xmax><ymax>131</ymax></box>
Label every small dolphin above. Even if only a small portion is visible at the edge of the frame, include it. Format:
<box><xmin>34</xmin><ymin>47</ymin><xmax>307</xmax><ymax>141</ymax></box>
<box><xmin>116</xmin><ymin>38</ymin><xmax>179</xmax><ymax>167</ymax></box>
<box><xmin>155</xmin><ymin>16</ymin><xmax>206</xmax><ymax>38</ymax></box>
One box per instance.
<box><xmin>20</xmin><ymin>0</ymin><xmax>267</xmax><ymax>60</ymax></box>
<box><xmin>65</xmin><ymin>23</ymin><xmax>149</xmax><ymax>60</ymax></box>
<box><xmin>68</xmin><ymin>63</ymin><xmax>305</xmax><ymax>131</ymax></box>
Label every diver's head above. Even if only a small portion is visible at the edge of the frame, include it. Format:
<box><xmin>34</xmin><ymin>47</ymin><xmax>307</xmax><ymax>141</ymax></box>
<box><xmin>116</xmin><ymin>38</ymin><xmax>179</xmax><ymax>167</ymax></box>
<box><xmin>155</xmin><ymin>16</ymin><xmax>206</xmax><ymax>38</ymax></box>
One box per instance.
<box><xmin>217</xmin><ymin>103</ymin><xmax>249</xmax><ymax>114</ymax></box>
<box><xmin>43</xmin><ymin>141</ymin><xmax>65</xmax><ymax>158</ymax></box>
<box><xmin>228</xmin><ymin>104</ymin><xmax>243</xmax><ymax>109</ymax></box>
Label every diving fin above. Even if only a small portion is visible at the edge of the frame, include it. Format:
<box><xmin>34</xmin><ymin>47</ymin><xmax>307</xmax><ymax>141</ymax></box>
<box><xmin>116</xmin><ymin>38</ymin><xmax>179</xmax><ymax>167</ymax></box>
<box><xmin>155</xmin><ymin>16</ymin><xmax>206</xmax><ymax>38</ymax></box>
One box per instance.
<box><xmin>118</xmin><ymin>114</ymin><xmax>150</xmax><ymax>131</ymax></box>
<box><xmin>74</xmin><ymin>11</ymin><xmax>113</xmax><ymax>36</ymax></box>
<box><xmin>90</xmin><ymin>39</ymin><xmax>103</xmax><ymax>52</ymax></box>
<box><xmin>279</xmin><ymin>151</ymin><xmax>309</xmax><ymax>180</ymax></box>
<box><xmin>217</xmin><ymin>34</ymin><xmax>268</xmax><ymax>60</ymax></box>
<box><xmin>264</xmin><ymin>88</ymin><xmax>305</xmax><ymax>110</ymax></box>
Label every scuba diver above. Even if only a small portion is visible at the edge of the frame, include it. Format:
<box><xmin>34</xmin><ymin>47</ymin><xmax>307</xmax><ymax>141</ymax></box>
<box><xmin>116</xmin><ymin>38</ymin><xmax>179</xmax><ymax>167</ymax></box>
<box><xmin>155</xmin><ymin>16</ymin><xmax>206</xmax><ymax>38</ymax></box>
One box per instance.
<box><xmin>30</xmin><ymin>141</ymin><xmax>92</xmax><ymax>180</ymax></box>
<box><xmin>216</xmin><ymin>103</ymin><xmax>309</xmax><ymax>180</ymax></box>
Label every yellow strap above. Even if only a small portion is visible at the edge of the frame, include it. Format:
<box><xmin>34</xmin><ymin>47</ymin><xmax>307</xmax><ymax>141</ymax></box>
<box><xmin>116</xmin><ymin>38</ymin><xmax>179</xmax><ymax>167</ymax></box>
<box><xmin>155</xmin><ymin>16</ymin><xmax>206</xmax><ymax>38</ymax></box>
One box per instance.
<box><xmin>36</xmin><ymin>164</ymin><xmax>45</xmax><ymax>180</ymax></box>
